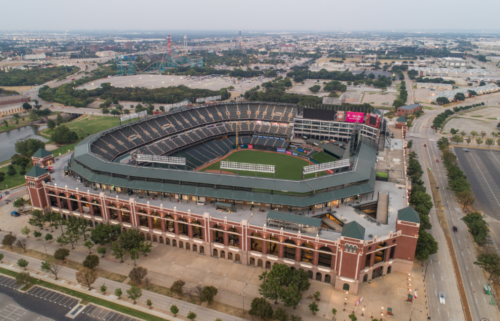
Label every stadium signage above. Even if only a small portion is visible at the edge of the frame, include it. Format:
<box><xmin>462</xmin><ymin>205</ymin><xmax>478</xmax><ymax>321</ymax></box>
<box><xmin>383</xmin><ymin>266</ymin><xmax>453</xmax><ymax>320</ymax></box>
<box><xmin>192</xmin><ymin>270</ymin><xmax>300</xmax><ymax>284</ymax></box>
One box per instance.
<box><xmin>121</xmin><ymin>110</ymin><xmax>147</xmax><ymax>122</ymax></box>
<box><xmin>196</xmin><ymin>95</ymin><xmax>222</xmax><ymax>103</ymax></box>
<box><xmin>346</xmin><ymin>112</ymin><xmax>365</xmax><ymax>123</ymax></box>
<box><xmin>134</xmin><ymin>154</ymin><xmax>186</xmax><ymax>165</ymax></box>
<box><xmin>165</xmin><ymin>101</ymin><xmax>190</xmax><ymax>109</ymax></box>
<box><xmin>277</xmin><ymin>148</ymin><xmax>286</xmax><ymax>153</ymax></box>
<box><xmin>302</xmin><ymin>159</ymin><xmax>350</xmax><ymax>175</ymax></box>
<box><xmin>220</xmin><ymin>161</ymin><xmax>275</xmax><ymax>174</ymax></box>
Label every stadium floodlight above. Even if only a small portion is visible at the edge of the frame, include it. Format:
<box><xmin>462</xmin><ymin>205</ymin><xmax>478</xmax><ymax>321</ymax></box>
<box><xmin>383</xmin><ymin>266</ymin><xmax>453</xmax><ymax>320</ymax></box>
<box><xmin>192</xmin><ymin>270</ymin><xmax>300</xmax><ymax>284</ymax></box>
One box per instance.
<box><xmin>302</xmin><ymin>159</ymin><xmax>350</xmax><ymax>175</ymax></box>
<box><xmin>220</xmin><ymin>161</ymin><xmax>275</xmax><ymax>175</ymax></box>
<box><xmin>135</xmin><ymin>154</ymin><xmax>186</xmax><ymax>166</ymax></box>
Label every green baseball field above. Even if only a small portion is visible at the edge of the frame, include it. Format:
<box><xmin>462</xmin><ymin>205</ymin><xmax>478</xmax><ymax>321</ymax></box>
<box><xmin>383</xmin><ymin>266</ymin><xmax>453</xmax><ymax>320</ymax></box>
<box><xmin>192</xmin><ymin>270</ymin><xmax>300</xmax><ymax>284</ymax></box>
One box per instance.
<box><xmin>201</xmin><ymin>150</ymin><xmax>324</xmax><ymax>180</ymax></box>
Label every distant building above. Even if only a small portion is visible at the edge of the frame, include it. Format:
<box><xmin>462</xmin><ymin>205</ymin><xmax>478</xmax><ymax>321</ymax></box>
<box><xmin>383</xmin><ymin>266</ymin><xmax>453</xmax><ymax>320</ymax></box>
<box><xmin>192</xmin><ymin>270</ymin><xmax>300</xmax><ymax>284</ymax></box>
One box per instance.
<box><xmin>279</xmin><ymin>45</ymin><xmax>295</xmax><ymax>52</ymax></box>
<box><xmin>124</xmin><ymin>42</ymin><xmax>134</xmax><ymax>50</ymax></box>
<box><xmin>397</xmin><ymin>104</ymin><xmax>422</xmax><ymax>116</ymax></box>
<box><xmin>395</xmin><ymin>116</ymin><xmax>407</xmax><ymax>129</ymax></box>
<box><xmin>424</xmin><ymin>84</ymin><xmax>500</xmax><ymax>103</ymax></box>
<box><xmin>96</xmin><ymin>51</ymin><xmax>116</xmax><ymax>58</ymax></box>
<box><xmin>416</xmin><ymin>83</ymin><xmax>453</xmax><ymax>91</ymax></box>
<box><xmin>23</xmin><ymin>53</ymin><xmax>46</xmax><ymax>60</ymax></box>
<box><xmin>439</xmin><ymin>57</ymin><xmax>468</xmax><ymax>67</ymax></box>
<box><xmin>88</xmin><ymin>44</ymin><xmax>100</xmax><ymax>52</ymax></box>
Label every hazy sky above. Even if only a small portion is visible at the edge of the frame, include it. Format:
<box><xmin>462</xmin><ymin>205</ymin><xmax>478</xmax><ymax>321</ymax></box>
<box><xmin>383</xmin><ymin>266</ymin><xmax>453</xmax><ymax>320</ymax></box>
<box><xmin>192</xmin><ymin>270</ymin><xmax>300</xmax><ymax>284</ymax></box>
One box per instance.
<box><xmin>2</xmin><ymin>0</ymin><xmax>500</xmax><ymax>32</ymax></box>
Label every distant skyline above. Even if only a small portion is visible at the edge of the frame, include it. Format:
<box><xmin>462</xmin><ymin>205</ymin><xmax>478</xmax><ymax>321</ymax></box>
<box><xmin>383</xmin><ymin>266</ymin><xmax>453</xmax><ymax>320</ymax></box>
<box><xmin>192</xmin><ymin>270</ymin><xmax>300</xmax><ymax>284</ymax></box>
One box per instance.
<box><xmin>2</xmin><ymin>0</ymin><xmax>500</xmax><ymax>33</ymax></box>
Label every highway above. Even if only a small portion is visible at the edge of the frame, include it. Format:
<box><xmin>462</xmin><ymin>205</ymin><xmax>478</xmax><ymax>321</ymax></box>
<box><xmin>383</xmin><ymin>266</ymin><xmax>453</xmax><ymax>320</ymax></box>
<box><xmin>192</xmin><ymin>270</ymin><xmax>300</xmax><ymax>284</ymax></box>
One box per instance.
<box><xmin>409</xmin><ymin>93</ymin><xmax>500</xmax><ymax>321</ymax></box>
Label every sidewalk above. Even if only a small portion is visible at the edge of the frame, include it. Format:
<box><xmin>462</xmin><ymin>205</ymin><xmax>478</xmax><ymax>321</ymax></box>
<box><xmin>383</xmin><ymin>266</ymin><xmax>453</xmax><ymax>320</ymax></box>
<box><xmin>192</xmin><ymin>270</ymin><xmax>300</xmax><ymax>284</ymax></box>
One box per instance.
<box><xmin>0</xmin><ymin>247</ymin><xmax>243</xmax><ymax>321</ymax></box>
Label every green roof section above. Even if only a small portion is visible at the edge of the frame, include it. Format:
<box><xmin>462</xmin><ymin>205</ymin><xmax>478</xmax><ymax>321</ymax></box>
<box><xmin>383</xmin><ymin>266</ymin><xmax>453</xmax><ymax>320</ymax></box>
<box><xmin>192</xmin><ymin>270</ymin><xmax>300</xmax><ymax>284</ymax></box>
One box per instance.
<box><xmin>267</xmin><ymin>210</ymin><xmax>322</xmax><ymax>228</ymax></box>
<box><xmin>32</xmin><ymin>147</ymin><xmax>52</xmax><ymax>159</ymax></box>
<box><xmin>25</xmin><ymin>165</ymin><xmax>48</xmax><ymax>178</ymax></box>
<box><xmin>398</xmin><ymin>207</ymin><xmax>420</xmax><ymax>224</ymax></box>
<box><xmin>341</xmin><ymin>221</ymin><xmax>365</xmax><ymax>240</ymax></box>
<box><xmin>396</xmin><ymin>116</ymin><xmax>407</xmax><ymax>123</ymax></box>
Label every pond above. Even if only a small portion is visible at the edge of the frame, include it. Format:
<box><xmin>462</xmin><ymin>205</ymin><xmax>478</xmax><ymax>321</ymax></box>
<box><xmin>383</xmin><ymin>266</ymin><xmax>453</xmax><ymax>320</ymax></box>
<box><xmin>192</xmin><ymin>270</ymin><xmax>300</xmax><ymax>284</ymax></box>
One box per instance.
<box><xmin>0</xmin><ymin>125</ymin><xmax>49</xmax><ymax>163</ymax></box>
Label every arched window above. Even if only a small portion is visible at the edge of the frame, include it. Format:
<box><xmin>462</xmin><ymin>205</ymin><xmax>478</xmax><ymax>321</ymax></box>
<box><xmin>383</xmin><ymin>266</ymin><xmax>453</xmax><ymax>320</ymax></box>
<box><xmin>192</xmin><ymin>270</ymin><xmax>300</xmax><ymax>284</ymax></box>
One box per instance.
<box><xmin>69</xmin><ymin>196</ymin><xmax>79</xmax><ymax>212</ymax></box>
<box><xmin>138</xmin><ymin>210</ymin><xmax>148</xmax><ymax>228</ymax></box>
<box><xmin>92</xmin><ymin>200</ymin><xmax>102</xmax><ymax>217</ymax></box>
<box><xmin>343</xmin><ymin>283</ymin><xmax>350</xmax><ymax>291</ymax></box>
<box><xmin>251</xmin><ymin>232</ymin><xmax>263</xmax><ymax>253</ymax></box>
<box><xmin>165</xmin><ymin>215</ymin><xmax>174</xmax><ymax>232</ymax></box>
<box><xmin>120</xmin><ymin>206</ymin><xmax>131</xmax><ymax>223</ymax></box>
<box><xmin>284</xmin><ymin>240</ymin><xmax>296</xmax><ymax>260</ymax></box>
<box><xmin>151</xmin><ymin>212</ymin><xmax>161</xmax><ymax>230</ymax></box>
<box><xmin>59</xmin><ymin>193</ymin><xmax>68</xmax><ymax>209</ymax></box>
<box><xmin>192</xmin><ymin>220</ymin><xmax>203</xmax><ymax>239</ymax></box>
<box><xmin>228</xmin><ymin>228</ymin><xmax>239</xmax><ymax>247</ymax></box>
<box><xmin>178</xmin><ymin>218</ymin><xmax>188</xmax><ymax>236</ymax></box>
<box><xmin>108</xmin><ymin>203</ymin><xmax>118</xmax><ymax>220</ymax></box>
<box><xmin>345</xmin><ymin>244</ymin><xmax>349</xmax><ymax>251</ymax></box>
<box><xmin>267</xmin><ymin>235</ymin><xmax>279</xmax><ymax>255</ymax></box>
<box><xmin>375</xmin><ymin>242</ymin><xmax>387</xmax><ymax>264</ymax></box>
<box><xmin>213</xmin><ymin>225</ymin><xmax>224</xmax><ymax>243</ymax></box>
<box><xmin>48</xmin><ymin>191</ymin><xmax>58</xmax><ymax>208</ymax></box>
<box><xmin>318</xmin><ymin>247</ymin><xmax>333</xmax><ymax>267</ymax></box>
<box><xmin>301</xmin><ymin>243</ymin><xmax>314</xmax><ymax>263</ymax></box>
<box><xmin>80</xmin><ymin>197</ymin><xmax>90</xmax><ymax>213</ymax></box>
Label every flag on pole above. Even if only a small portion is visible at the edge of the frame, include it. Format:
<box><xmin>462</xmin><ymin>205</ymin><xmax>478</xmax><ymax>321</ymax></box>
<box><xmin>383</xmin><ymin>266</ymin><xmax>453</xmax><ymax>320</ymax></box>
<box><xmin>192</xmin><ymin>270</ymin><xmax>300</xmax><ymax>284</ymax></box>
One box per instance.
<box><xmin>414</xmin><ymin>289</ymin><xmax>418</xmax><ymax>299</ymax></box>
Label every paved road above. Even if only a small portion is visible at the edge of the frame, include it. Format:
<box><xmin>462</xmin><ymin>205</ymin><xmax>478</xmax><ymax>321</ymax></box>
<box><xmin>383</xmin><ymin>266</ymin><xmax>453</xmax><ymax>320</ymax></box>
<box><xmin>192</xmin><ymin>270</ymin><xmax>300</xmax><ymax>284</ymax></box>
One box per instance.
<box><xmin>409</xmin><ymin>95</ymin><xmax>500</xmax><ymax>321</ymax></box>
<box><xmin>404</xmin><ymin>73</ymin><xmax>415</xmax><ymax>104</ymax></box>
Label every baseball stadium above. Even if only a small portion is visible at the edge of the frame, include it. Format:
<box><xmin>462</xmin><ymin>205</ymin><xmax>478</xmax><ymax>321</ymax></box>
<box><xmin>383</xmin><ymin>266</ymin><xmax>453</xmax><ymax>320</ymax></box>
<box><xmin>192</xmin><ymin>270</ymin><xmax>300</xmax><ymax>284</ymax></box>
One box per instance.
<box><xmin>26</xmin><ymin>102</ymin><xmax>419</xmax><ymax>294</ymax></box>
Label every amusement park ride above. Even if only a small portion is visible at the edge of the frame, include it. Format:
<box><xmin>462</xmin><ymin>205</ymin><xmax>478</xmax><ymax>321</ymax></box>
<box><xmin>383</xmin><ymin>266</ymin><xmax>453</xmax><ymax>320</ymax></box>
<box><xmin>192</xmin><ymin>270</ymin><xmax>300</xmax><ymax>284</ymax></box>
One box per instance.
<box><xmin>115</xmin><ymin>35</ymin><xmax>203</xmax><ymax>76</ymax></box>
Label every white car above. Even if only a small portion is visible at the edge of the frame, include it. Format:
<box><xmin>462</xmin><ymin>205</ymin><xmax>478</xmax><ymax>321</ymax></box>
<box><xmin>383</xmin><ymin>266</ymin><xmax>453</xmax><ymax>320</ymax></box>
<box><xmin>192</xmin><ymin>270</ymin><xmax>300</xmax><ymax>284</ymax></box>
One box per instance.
<box><xmin>439</xmin><ymin>292</ymin><xmax>445</xmax><ymax>304</ymax></box>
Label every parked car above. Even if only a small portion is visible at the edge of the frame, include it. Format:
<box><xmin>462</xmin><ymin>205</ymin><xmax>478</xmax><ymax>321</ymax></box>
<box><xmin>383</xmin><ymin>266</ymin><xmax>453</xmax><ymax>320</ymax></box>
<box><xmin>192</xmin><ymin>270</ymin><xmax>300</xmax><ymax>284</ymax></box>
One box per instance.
<box><xmin>453</xmin><ymin>226</ymin><xmax>458</xmax><ymax>232</ymax></box>
<box><xmin>436</xmin><ymin>159</ymin><xmax>440</xmax><ymax>163</ymax></box>
<box><xmin>463</xmin><ymin>148</ymin><xmax>469</xmax><ymax>152</ymax></box>
<box><xmin>11</xmin><ymin>211</ymin><xmax>20</xmax><ymax>217</ymax></box>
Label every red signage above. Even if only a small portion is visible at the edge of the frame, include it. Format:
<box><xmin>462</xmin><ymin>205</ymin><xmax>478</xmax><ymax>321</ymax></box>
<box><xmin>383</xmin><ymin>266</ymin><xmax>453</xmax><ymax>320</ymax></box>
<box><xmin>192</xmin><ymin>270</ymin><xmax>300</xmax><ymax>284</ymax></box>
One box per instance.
<box><xmin>355</xmin><ymin>296</ymin><xmax>363</xmax><ymax>306</ymax></box>
<box><xmin>248</xmin><ymin>144</ymin><xmax>253</xmax><ymax>149</ymax></box>
<box><xmin>346</xmin><ymin>112</ymin><xmax>364</xmax><ymax>123</ymax></box>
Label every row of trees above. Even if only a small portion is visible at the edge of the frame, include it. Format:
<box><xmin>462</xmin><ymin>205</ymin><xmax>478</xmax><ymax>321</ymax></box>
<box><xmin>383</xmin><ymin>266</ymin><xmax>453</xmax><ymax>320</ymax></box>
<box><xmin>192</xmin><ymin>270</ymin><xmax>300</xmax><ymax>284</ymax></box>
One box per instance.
<box><xmin>393</xmin><ymin>81</ymin><xmax>408</xmax><ymax>109</ymax></box>
<box><xmin>436</xmin><ymin>139</ymin><xmax>500</xmax><ymax>282</ymax></box>
<box><xmin>0</xmin><ymin>66</ymin><xmax>80</xmax><ymax>86</ymax></box>
<box><xmin>432</xmin><ymin>103</ymin><xmax>485</xmax><ymax>129</ymax></box>
<box><xmin>406</xmin><ymin>151</ymin><xmax>439</xmax><ymax>261</ymax></box>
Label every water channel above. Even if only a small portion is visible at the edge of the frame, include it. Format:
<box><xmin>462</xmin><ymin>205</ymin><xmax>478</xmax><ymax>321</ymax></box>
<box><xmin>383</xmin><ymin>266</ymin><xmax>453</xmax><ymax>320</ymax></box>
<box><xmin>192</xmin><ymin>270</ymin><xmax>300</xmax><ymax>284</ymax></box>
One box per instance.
<box><xmin>0</xmin><ymin>125</ymin><xmax>48</xmax><ymax>163</ymax></box>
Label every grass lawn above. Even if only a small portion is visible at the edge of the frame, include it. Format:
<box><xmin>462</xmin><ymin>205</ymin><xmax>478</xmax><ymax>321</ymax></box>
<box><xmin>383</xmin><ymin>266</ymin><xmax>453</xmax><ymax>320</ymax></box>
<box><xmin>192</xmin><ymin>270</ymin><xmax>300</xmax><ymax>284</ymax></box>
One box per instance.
<box><xmin>0</xmin><ymin>163</ymin><xmax>32</xmax><ymax>189</ymax></box>
<box><xmin>202</xmin><ymin>150</ymin><xmax>316</xmax><ymax>180</ymax></box>
<box><xmin>312</xmin><ymin>152</ymin><xmax>337</xmax><ymax>163</ymax></box>
<box><xmin>41</xmin><ymin>115</ymin><xmax>126</xmax><ymax>140</ymax></box>
<box><xmin>376</xmin><ymin>171</ymin><xmax>388</xmax><ymax>178</ymax></box>
<box><xmin>0</xmin><ymin>267</ymin><xmax>167</xmax><ymax>321</ymax></box>
<box><xmin>0</xmin><ymin>115</ymin><xmax>35</xmax><ymax>133</ymax></box>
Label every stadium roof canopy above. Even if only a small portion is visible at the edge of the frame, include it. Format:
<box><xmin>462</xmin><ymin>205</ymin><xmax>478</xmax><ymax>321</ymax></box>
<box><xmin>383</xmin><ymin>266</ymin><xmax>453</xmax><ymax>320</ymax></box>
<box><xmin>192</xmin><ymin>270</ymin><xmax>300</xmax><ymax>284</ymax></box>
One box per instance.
<box><xmin>267</xmin><ymin>210</ymin><xmax>322</xmax><ymax>228</ymax></box>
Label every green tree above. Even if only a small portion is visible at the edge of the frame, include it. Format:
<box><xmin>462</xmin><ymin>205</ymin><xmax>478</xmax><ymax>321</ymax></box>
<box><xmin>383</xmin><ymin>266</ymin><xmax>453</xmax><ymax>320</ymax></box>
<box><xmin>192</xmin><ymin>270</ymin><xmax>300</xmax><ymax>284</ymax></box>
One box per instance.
<box><xmin>463</xmin><ymin>212</ymin><xmax>488</xmax><ymax>244</ymax></box>
<box><xmin>474</xmin><ymin>252</ymin><xmax>500</xmax><ymax>281</ymax></box>
<box><xmin>111</xmin><ymin>242</ymin><xmax>125</xmax><ymax>263</ymax></box>
<box><xmin>187</xmin><ymin>312</ymin><xmax>197</xmax><ymax>320</ymax></box>
<box><xmin>128</xmin><ymin>266</ymin><xmax>148</xmax><ymax>285</ymax></box>
<box><xmin>7</xmin><ymin>165</ymin><xmax>17</xmax><ymax>176</ymax></box>
<box><xmin>23</xmin><ymin>102</ymin><xmax>32</xmax><ymax>111</ymax></box>
<box><xmin>0</xmin><ymin>253</ymin><xmax>3</xmax><ymax>263</ymax></box>
<box><xmin>485</xmin><ymin>138</ymin><xmax>494</xmax><ymax>148</ymax></box>
<box><xmin>170</xmin><ymin>305</ymin><xmax>179</xmax><ymax>316</ymax></box>
<box><xmin>83</xmin><ymin>254</ymin><xmax>100</xmax><ymax>270</ymax></box>
<box><xmin>33</xmin><ymin>230</ymin><xmax>42</xmax><ymax>240</ymax></box>
<box><xmin>249</xmin><ymin>297</ymin><xmax>274</xmax><ymax>320</ymax></box>
<box><xmin>348</xmin><ymin>314</ymin><xmax>357</xmax><ymax>321</ymax></box>
<box><xmin>454</xmin><ymin>93</ymin><xmax>465</xmax><ymax>101</ymax></box>
<box><xmin>308</xmin><ymin>85</ymin><xmax>321</xmax><ymax>93</ymax></box>
<box><xmin>100</xmin><ymin>283</ymin><xmax>107</xmax><ymax>294</ymax></box>
<box><xmin>83</xmin><ymin>240</ymin><xmax>94</xmax><ymax>254</ymax></box>
<box><xmin>15</xmin><ymin>272</ymin><xmax>34</xmax><ymax>286</ymax></box>
<box><xmin>51</xmin><ymin>125</ymin><xmax>78</xmax><ymax>144</ymax></box>
<box><xmin>47</xmin><ymin>119</ymin><xmax>56</xmax><ymax>129</ymax></box>
<box><xmin>415</xmin><ymin>229</ymin><xmax>438</xmax><ymax>261</ymax></box>
<box><xmin>41</xmin><ymin>260</ymin><xmax>62</xmax><ymax>280</ymax></box>
<box><xmin>282</xmin><ymin>283</ymin><xmax>301</xmax><ymax>309</ymax></box>
<box><xmin>146</xmin><ymin>299</ymin><xmax>153</xmax><ymax>309</ymax></box>
<box><xmin>117</xmin><ymin>229</ymin><xmax>143</xmax><ymax>252</ymax></box>
<box><xmin>115</xmin><ymin>288</ymin><xmax>123</xmax><ymax>299</ymax></box>
<box><xmin>54</xmin><ymin>248</ymin><xmax>70</xmax><ymax>262</ymax></box>
<box><xmin>200</xmin><ymin>286</ymin><xmax>218</xmax><ymax>304</ymax></box>
<box><xmin>97</xmin><ymin>246</ymin><xmax>106</xmax><ymax>257</ymax></box>
<box><xmin>436</xmin><ymin>97</ymin><xmax>450</xmax><ymax>105</ymax></box>
<box><xmin>139</xmin><ymin>241</ymin><xmax>152</xmax><ymax>256</ymax></box>
<box><xmin>274</xmin><ymin>308</ymin><xmax>289</xmax><ymax>321</ymax></box>
<box><xmin>313</xmin><ymin>291</ymin><xmax>320</xmax><ymax>301</ymax></box>
<box><xmin>129</xmin><ymin>248</ymin><xmax>139</xmax><ymax>266</ymax></box>
<box><xmin>171</xmin><ymin>280</ymin><xmax>186</xmax><ymax>296</ymax></box>
<box><xmin>475</xmin><ymin>138</ymin><xmax>483</xmax><ymax>146</ymax></box>
<box><xmin>332</xmin><ymin>308</ymin><xmax>337</xmax><ymax>321</ymax></box>
<box><xmin>21</xmin><ymin>226</ymin><xmax>31</xmax><ymax>238</ymax></box>
<box><xmin>90</xmin><ymin>223</ymin><xmax>121</xmax><ymax>245</ymax></box>
<box><xmin>45</xmin><ymin>233</ymin><xmax>53</xmax><ymax>242</ymax></box>
<box><xmin>2</xmin><ymin>234</ymin><xmax>17</xmax><ymax>249</ymax></box>
<box><xmin>309</xmin><ymin>301</ymin><xmax>319</xmax><ymax>315</ymax></box>
<box><xmin>392</xmin><ymin>99</ymin><xmax>405</xmax><ymax>109</ymax></box>
<box><xmin>17</xmin><ymin>258</ymin><xmax>29</xmax><ymax>270</ymax></box>
<box><xmin>56</xmin><ymin>114</ymin><xmax>64</xmax><ymax>125</ymax></box>
<box><xmin>15</xmin><ymin>139</ymin><xmax>45</xmax><ymax>157</ymax></box>
<box><xmin>76</xmin><ymin>267</ymin><xmax>97</xmax><ymax>290</ymax></box>
<box><xmin>16</xmin><ymin>239</ymin><xmax>28</xmax><ymax>252</ymax></box>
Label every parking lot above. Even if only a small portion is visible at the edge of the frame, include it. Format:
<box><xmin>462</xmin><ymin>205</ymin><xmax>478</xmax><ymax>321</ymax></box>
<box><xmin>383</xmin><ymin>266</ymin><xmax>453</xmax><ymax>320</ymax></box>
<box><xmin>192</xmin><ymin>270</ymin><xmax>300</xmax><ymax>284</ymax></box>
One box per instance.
<box><xmin>0</xmin><ymin>302</ymin><xmax>54</xmax><ymax>321</ymax></box>
<box><xmin>78</xmin><ymin>304</ymin><xmax>141</xmax><ymax>321</ymax></box>
<box><xmin>26</xmin><ymin>286</ymin><xmax>79</xmax><ymax>309</ymax></box>
<box><xmin>0</xmin><ymin>275</ymin><xmax>24</xmax><ymax>290</ymax></box>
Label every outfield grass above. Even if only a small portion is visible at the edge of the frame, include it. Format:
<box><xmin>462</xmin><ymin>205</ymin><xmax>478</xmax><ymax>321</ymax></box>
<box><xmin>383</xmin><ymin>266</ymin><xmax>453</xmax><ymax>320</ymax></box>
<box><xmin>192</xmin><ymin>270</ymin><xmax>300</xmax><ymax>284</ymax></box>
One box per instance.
<box><xmin>312</xmin><ymin>152</ymin><xmax>337</xmax><ymax>163</ymax></box>
<box><xmin>376</xmin><ymin>171</ymin><xmax>388</xmax><ymax>178</ymax></box>
<box><xmin>202</xmin><ymin>150</ymin><xmax>317</xmax><ymax>180</ymax></box>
